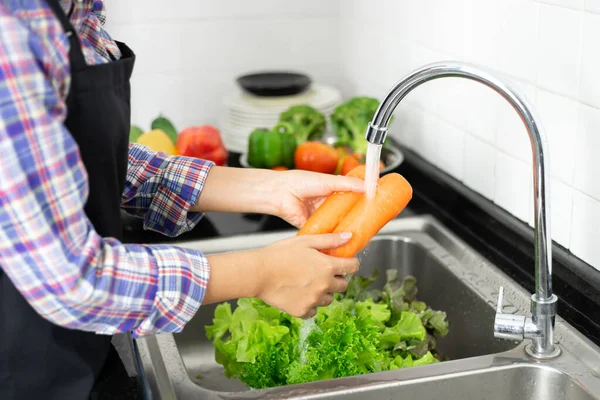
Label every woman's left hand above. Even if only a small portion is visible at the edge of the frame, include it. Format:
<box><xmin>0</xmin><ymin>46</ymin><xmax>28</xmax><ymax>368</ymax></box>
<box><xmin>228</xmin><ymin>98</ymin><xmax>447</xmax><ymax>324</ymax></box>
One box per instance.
<box><xmin>269</xmin><ymin>170</ymin><xmax>364</xmax><ymax>228</ymax></box>
<box><xmin>192</xmin><ymin>166</ymin><xmax>364</xmax><ymax>227</ymax></box>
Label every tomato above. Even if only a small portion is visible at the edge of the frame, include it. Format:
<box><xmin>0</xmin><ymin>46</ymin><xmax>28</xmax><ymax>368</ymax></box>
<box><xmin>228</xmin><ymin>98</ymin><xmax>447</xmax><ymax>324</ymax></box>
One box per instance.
<box><xmin>334</xmin><ymin>146</ymin><xmax>351</xmax><ymax>174</ymax></box>
<box><xmin>340</xmin><ymin>154</ymin><xmax>361</xmax><ymax>176</ymax></box>
<box><xmin>294</xmin><ymin>142</ymin><xmax>339</xmax><ymax>174</ymax></box>
<box><xmin>203</xmin><ymin>145</ymin><xmax>229</xmax><ymax>166</ymax></box>
<box><xmin>271</xmin><ymin>166</ymin><xmax>289</xmax><ymax>171</ymax></box>
<box><xmin>176</xmin><ymin>125</ymin><xmax>228</xmax><ymax>166</ymax></box>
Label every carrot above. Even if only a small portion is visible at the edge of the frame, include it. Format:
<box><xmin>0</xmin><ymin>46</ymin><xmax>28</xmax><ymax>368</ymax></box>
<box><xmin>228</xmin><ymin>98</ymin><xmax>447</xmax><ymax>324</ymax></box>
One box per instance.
<box><xmin>324</xmin><ymin>172</ymin><xmax>413</xmax><ymax>258</ymax></box>
<box><xmin>297</xmin><ymin>165</ymin><xmax>366</xmax><ymax>236</ymax></box>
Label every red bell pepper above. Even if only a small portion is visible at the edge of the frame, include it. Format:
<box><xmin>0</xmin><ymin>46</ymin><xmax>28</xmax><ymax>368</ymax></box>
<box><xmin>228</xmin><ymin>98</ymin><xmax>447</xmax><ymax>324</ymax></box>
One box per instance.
<box><xmin>176</xmin><ymin>125</ymin><xmax>228</xmax><ymax>166</ymax></box>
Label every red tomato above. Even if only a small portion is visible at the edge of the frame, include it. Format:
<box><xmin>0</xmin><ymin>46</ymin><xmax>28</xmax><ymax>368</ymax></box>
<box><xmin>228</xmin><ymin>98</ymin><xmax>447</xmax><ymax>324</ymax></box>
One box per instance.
<box><xmin>204</xmin><ymin>146</ymin><xmax>229</xmax><ymax>166</ymax></box>
<box><xmin>294</xmin><ymin>142</ymin><xmax>339</xmax><ymax>174</ymax></box>
<box><xmin>176</xmin><ymin>125</ymin><xmax>228</xmax><ymax>166</ymax></box>
<box><xmin>340</xmin><ymin>154</ymin><xmax>362</xmax><ymax>176</ymax></box>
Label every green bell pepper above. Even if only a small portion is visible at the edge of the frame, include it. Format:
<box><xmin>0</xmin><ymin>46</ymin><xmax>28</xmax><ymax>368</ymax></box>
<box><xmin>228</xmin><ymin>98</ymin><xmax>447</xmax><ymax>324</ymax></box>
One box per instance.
<box><xmin>247</xmin><ymin>127</ymin><xmax>296</xmax><ymax>169</ymax></box>
<box><xmin>272</xmin><ymin>122</ymin><xmax>297</xmax><ymax>167</ymax></box>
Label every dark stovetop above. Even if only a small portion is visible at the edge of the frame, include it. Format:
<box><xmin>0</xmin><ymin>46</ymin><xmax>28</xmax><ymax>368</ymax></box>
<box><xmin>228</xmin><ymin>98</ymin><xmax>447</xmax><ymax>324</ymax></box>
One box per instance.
<box><xmin>122</xmin><ymin>140</ymin><xmax>600</xmax><ymax>348</ymax></box>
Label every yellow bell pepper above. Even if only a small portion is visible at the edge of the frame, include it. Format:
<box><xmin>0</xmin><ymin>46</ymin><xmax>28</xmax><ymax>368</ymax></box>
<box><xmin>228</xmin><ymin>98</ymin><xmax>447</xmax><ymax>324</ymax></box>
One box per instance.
<box><xmin>136</xmin><ymin>129</ymin><xmax>177</xmax><ymax>155</ymax></box>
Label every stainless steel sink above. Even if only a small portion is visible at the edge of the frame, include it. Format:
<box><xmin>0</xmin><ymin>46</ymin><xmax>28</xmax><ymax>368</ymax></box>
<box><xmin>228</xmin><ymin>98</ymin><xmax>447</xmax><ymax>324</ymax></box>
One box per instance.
<box><xmin>136</xmin><ymin>215</ymin><xmax>600</xmax><ymax>399</ymax></box>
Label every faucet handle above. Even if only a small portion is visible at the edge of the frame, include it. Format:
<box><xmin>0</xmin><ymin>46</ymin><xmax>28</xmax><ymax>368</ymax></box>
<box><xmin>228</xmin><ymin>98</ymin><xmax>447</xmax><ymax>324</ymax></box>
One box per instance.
<box><xmin>496</xmin><ymin>286</ymin><xmax>505</xmax><ymax>314</ymax></box>
<box><xmin>494</xmin><ymin>286</ymin><xmax>526</xmax><ymax>341</ymax></box>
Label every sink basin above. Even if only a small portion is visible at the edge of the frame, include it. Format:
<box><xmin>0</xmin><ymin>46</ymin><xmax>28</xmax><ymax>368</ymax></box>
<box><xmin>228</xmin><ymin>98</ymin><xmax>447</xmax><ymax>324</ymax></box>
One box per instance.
<box><xmin>136</xmin><ymin>215</ymin><xmax>600</xmax><ymax>399</ymax></box>
<box><xmin>261</xmin><ymin>362</ymin><xmax>599</xmax><ymax>400</ymax></box>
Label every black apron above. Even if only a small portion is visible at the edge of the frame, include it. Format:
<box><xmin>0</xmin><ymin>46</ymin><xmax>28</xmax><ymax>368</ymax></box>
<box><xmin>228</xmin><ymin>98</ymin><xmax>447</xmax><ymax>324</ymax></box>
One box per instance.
<box><xmin>0</xmin><ymin>1</ymin><xmax>138</xmax><ymax>398</ymax></box>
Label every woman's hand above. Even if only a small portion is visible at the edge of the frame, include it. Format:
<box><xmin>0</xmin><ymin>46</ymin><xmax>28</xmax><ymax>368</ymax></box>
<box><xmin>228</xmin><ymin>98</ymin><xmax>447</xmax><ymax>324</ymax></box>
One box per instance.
<box><xmin>192</xmin><ymin>166</ymin><xmax>364</xmax><ymax>228</ymax></box>
<box><xmin>267</xmin><ymin>169</ymin><xmax>364</xmax><ymax>228</ymax></box>
<box><xmin>255</xmin><ymin>232</ymin><xmax>359</xmax><ymax>317</ymax></box>
<box><xmin>203</xmin><ymin>232</ymin><xmax>360</xmax><ymax>318</ymax></box>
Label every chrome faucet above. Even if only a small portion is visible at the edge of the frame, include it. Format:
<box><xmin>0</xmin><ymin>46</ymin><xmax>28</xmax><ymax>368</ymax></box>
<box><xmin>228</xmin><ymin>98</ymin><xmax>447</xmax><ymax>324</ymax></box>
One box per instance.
<box><xmin>365</xmin><ymin>61</ymin><xmax>561</xmax><ymax>360</ymax></box>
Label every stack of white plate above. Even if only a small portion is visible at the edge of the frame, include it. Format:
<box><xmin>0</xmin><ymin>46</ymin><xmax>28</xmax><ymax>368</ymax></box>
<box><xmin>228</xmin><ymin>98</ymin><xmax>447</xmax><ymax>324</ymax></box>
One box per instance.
<box><xmin>219</xmin><ymin>84</ymin><xmax>343</xmax><ymax>153</ymax></box>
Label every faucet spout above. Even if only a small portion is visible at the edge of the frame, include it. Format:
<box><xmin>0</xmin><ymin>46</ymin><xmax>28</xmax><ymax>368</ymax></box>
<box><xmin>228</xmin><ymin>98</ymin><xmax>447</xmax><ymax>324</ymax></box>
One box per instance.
<box><xmin>367</xmin><ymin>61</ymin><xmax>560</xmax><ymax>359</ymax></box>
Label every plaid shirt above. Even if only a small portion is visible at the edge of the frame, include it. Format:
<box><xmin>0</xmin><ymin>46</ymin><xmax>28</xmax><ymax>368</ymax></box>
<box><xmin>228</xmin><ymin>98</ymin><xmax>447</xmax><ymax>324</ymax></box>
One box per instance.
<box><xmin>0</xmin><ymin>0</ymin><xmax>214</xmax><ymax>337</ymax></box>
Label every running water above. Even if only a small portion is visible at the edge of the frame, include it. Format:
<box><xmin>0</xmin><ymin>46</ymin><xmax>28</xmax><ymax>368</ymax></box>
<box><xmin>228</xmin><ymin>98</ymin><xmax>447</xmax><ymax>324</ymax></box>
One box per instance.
<box><xmin>298</xmin><ymin>142</ymin><xmax>381</xmax><ymax>365</ymax></box>
<box><xmin>364</xmin><ymin>142</ymin><xmax>383</xmax><ymax>200</ymax></box>
<box><xmin>298</xmin><ymin>317</ymin><xmax>317</xmax><ymax>364</ymax></box>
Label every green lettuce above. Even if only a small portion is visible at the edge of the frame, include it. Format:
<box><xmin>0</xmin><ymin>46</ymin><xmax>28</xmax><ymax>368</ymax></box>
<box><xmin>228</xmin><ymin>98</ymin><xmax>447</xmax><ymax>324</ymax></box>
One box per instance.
<box><xmin>205</xmin><ymin>270</ymin><xmax>449</xmax><ymax>389</ymax></box>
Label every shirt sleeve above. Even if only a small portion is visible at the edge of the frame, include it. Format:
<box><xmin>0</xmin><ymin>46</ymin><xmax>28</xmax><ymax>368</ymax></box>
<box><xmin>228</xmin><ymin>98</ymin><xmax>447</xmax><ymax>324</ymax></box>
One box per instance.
<box><xmin>0</xmin><ymin>7</ymin><xmax>210</xmax><ymax>337</ymax></box>
<box><xmin>121</xmin><ymin>143</ymin><xmax>214</xmax><ymax>237</ymax></box>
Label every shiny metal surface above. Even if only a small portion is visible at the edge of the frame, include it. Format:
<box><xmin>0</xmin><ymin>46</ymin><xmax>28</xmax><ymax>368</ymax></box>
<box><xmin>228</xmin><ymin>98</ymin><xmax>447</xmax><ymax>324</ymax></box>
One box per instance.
<box><xmin>493</xmin><ymin>288</ymin><xmax>526</xmax><ymax>341</ymax></box>
<box><xmin>136</xmin><ymin>216</ymin><xmax>600</xmax><ymax>400</ymax></box>
<box><xmin>365</xmin><ymin>61</ymin><xmax>557</xmax><ymax>358</ymax></box>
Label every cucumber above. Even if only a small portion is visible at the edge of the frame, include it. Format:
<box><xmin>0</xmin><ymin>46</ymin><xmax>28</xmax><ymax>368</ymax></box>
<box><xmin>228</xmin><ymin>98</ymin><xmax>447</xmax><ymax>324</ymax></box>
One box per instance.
<box><xmin>151</xmin><ymin>115</ymin><xmax>178</xmax><ymax>144</ymax></box>
<box><xmin>129</xmin><ymin>124</ymin><xmax>144</xmax><ymax>142</ymax></box>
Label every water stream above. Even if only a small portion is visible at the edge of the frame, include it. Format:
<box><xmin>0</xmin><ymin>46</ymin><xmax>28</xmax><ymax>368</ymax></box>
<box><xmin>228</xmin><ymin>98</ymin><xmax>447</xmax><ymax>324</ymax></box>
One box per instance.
<box><xmin>364</xmin><ymin>143</ymin><xmax>383</xmax><ymax>200</ymax></box>
<box><xmin>298</xmin><ymin>142</ymin><xmax>382</xmax><ymax>364</ymax></box>
<box><xmin>299</xmin><ymin>316</ymin><xmax>317</xmax><ymax>364</ymax></box>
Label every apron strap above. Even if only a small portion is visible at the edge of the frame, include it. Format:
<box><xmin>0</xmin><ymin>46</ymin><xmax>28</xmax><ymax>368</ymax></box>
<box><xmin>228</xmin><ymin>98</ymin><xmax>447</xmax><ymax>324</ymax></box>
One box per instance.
<box><xmin>44</xmin><ymin>0</ymin><xmax>88</xmax><ymax>70</ymax></box>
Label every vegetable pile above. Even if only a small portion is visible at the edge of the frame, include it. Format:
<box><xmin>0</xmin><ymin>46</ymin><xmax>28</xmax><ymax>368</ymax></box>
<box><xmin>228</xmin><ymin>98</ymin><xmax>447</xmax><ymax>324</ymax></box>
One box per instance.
<box><xmin>246</xmin><ymin>96</ymin><xmax>394</xmax><ymax>175</ymax></box>
<box><xmin>205</xmin><ymin>270</ymin><xmax>449</xmax><ymax>389</ymax></box>
<box><xmin>247</xmin><ymin>104</ymin><xmax>327</xmax><ymax>171</ymax></box>
<box><xmin>130</xmin><ymin>115</ymin><xmax>228</xmax><ymax>166</ymax></box>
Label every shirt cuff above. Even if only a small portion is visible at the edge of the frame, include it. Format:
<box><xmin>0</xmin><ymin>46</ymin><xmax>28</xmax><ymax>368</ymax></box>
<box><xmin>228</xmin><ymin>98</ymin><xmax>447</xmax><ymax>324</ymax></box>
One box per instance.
<box><xmin>131</xmin><ymin>246</ymin><xmax>210</xmax><ymax>337</ymax></box>
<box><xmin>143</xmin><ymin>156</ymin><xmax>215</xmax><ymax>237</ymax></box>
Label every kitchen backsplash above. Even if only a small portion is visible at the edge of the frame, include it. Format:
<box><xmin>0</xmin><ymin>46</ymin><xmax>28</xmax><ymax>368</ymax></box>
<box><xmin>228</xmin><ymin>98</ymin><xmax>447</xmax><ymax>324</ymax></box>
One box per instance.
<box><xmin>104</xmin><ymin>0</ymin><xmax>599</xmax><ymax>272</ymax></box>
<box><xmin>102</xmin><ymin>0</ymin><xmax>342</xmax><ymax>130</ymax></box>
<box><xmin>339</xmin><ymin>0</ymin><xmax>600</xmax><ymax>271</ymax></box>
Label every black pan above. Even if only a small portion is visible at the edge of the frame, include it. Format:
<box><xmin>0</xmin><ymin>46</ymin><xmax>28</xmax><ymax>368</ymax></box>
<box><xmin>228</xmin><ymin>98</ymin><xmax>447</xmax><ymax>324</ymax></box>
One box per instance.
<box><xmin>236</xmin><ymin>72</ymin><xmax>311</xmax><ymax>97</ymax></box>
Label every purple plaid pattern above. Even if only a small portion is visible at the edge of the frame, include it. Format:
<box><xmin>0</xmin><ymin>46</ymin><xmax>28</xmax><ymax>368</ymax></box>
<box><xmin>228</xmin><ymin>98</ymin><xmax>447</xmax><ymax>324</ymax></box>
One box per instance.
<box><xmin>0</xmin><ymin>0</ymin><xmax>214</xmax><ymax>337</ymax></box>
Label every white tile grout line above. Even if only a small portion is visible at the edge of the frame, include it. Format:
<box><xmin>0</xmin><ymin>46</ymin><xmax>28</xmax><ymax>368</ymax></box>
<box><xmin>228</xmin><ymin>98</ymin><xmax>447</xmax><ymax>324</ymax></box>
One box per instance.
<box><xmin>535</xmin><ymin>0</ymin><xmax>584</xmax><ymax>12</ymax></box>
<box><xmin>575</xmin><ymin>7</ymin><xmax>586</xmax><ymax>102</ymax></box>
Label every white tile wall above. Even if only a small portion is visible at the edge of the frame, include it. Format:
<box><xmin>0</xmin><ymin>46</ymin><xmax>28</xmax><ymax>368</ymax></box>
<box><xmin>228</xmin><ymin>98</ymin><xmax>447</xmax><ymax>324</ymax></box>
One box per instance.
<box><xmin>536</xmin><ymin>89</ymin><xmax>578</xmax><ymax>184</ymax></box>
<box><xmin>585</xmin><ymin>0</ymin><xmax>600</xmax><ymax>13</ymax></box>
<box><xmin>494</xmin><ymin>151</ymin><xmax>533</xmax><ymax>224</ymax></box>
<box><xmin>340</xmin><ymin>0</ymin><xmax>600</xmax><ymax>271</ymax></box>
<box><xmin>549</xmin><ymin>178</ymin><xmax>575</xmax><ymax>247</ymax></box>
<box><xmin>537</xmin><ymin>4</ymin><xmax>582</xmax><ymax>99</ymax></box>
<box><xmin>104</xmin><ymin>1</ymin><xmax>340</xmax><ymax>24</ymax></box>
<box><xmin>571</xmin><ymin>190</ymin><xmax>600</xmax><ymax>267</ymax></box>
<box><xmin>580</xmin><ymin>12</ymin><xmax>600</xmax><ymax>108</ymax></box>
<box><xmin>463</xmin><ymin>134</ymin><xmax>496</xmax><ymax>200</ymax></box>
<box><xmin>102</xmin><ymin>0</ymin><xmax>341</xmax><ymax>130</ymax></box>
<box><xmin>102</xmin><ymin>1</ymin><xmax>600</xmax><ymax>271</ymax></box>
<box><xmin>540</xmin><ymin>0</ymin><xmax>584</xmax><ymax>9</ymax></box>
<box><xmin>573</xmin><ymin>104</ymin><xmax>600</xmax><ymax>200</ymax></box>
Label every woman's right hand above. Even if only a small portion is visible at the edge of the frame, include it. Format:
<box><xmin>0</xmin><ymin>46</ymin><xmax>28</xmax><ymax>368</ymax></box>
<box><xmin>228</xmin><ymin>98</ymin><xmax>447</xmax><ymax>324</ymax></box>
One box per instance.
<box><xmin>255</xmin><ymin>232</ymin><xmax>360</xmax><ymax>318</ymax></box>
<box><xmin>203</xmin><ymin>232</ymin><xmax>360</xmax><ymax>318</ymax></box>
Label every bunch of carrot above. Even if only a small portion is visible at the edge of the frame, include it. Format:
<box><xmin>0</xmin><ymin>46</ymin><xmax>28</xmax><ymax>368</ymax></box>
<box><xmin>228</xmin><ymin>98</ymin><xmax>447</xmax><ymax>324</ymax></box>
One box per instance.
<box><xmin>297</xmin><ymin>165</ymin><xmax>413</xmax><ymax>257</ymax></box>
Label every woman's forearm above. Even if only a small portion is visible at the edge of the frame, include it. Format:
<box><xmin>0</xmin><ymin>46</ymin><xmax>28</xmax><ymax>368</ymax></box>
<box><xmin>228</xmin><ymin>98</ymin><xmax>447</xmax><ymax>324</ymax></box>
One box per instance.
<box><xmin>191</xmin><ymin>166</ymin><xmax>278</xmax><ymax>215</ymax></box>
<box><xmin>203</xmin><ymin>249</ymin><xmax>264</xmax><ymax>305</ymax></box>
